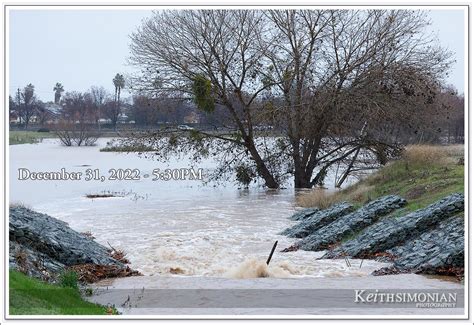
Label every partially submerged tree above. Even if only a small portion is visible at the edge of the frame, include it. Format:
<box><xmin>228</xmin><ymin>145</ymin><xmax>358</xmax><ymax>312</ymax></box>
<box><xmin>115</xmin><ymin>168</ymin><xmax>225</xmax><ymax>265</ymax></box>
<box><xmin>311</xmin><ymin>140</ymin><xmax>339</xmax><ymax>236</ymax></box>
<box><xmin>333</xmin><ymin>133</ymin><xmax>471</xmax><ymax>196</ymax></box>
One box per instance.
<box><xmin>55</xmin><ymin>91</ymin><xmax>99</xmax><ymax>146</ymax></box>
<box><xmin>128</xmin><ymin>9</ymin><xmax>452</xmax><ymax>188</ymax></box>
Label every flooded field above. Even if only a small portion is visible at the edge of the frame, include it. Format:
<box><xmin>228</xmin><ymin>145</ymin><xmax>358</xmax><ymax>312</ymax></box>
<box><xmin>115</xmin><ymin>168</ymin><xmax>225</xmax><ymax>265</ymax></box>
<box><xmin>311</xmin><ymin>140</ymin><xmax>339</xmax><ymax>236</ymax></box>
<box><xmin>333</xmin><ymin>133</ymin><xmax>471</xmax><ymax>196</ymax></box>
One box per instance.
<box><xmin>9</xmin><ymin>139</ymin><xmax>464</xmax><ymax>316</ymax></box>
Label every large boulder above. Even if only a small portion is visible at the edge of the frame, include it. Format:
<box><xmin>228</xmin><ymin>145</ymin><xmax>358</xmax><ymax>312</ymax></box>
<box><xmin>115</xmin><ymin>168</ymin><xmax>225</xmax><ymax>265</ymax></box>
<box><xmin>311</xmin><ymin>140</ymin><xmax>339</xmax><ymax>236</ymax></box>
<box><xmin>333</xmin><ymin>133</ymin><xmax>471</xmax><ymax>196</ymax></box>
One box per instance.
<box><xmin>281</xmin><ymin>203</ymin><xmax>353</xmax><ymax>238</ymax></box>
<box><xmin>323</xmin><ymin>193</ymin><xmax>464</xmax><ymax>259</ymax></box>
<box><xmin>297</xmin><ymin>195</ymin><xmax>407</xmax><ymax>251</ymax></box>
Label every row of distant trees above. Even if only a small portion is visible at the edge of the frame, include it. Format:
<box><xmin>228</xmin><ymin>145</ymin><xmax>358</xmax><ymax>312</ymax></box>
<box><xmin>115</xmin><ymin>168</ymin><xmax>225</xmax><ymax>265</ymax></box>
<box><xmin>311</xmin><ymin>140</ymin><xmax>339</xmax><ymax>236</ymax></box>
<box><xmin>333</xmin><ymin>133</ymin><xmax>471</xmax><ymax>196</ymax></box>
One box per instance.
<box><xmin>9</xmin><ymin>77</ymin><xmax>215</xmax><ymax>131</ymax></box>
<box><xmin>9</xmin><ymin>77</ymin><xmax>464</xmax><ymax>145</ymax></box>
<box><xmin>9</xmin><ymin>74</ymin><xmax>125</xmax><ymax>130</ymax></box>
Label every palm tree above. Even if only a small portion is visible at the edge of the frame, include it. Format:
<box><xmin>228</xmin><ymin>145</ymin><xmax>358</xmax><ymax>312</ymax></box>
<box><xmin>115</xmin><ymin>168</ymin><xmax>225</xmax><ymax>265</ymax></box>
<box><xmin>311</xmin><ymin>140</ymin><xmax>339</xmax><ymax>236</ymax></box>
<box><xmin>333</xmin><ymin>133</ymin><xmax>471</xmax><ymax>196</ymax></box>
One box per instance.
<box><xmin>112</xmin><ymin>74</ymin><xmax>125</xmax><ymax>130</ymax></box>
<box><xmin>53</xmin><ymin>82</ymin><xmax>64</xmax><ymax>104</ymax></box>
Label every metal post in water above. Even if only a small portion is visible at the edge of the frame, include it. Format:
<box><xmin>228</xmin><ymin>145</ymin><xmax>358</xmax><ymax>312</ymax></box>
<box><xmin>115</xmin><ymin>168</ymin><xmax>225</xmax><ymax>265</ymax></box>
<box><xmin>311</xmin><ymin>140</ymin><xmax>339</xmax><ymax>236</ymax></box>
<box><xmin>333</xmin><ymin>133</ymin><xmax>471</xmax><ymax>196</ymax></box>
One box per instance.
<box><xmin>266</xmin><ymin>240</ymin><xmax>278</xmax><ymax>265</ymax></box>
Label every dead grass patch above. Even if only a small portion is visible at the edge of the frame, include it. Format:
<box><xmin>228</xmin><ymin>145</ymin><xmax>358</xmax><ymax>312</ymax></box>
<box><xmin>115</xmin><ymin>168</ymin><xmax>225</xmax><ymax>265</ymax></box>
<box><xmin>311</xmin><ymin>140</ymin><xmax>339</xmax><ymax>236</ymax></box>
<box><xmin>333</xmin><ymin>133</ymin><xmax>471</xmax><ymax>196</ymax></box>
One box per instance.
<box><xmin>402</xmin><ymin>145</ymin><xmax>450</xmax><ymax>165</ymax></box>
<box><xmin>297</xmin><ymin>184</ymin><xmax>374</xmax><ymax>208</ymax></box>
<box><xmin>296</xmin><ymin>189</ymin><xmax>343</xmax><ymax>209</ymax></box>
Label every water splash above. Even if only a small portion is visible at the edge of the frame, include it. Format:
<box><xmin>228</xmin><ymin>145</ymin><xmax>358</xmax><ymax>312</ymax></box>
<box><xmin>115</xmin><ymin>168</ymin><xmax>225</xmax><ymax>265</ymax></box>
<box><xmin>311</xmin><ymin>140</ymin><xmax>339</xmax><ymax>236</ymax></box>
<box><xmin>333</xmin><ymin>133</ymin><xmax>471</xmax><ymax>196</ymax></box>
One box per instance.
<box><xmin>225</xmin><ymin>258</ymin><xmax>298</xmax><ymax>278</ymax></box>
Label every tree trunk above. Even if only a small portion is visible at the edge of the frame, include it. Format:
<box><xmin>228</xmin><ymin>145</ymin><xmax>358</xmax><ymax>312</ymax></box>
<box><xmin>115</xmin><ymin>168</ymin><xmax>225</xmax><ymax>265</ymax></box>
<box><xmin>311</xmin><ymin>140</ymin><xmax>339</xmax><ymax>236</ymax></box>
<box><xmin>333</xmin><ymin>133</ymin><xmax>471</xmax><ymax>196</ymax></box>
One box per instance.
<box><xmin>294</xmin><ymin>174</ymin><xmax>312</xmax><ymax>188</ymax></box>
<box><xmin>115</xmin><ymin>88</ymin><xmax>121</xmax><ymax>131</ymax></box>
<box><xmin>293</xmin><ymin>160</ymin><xmax>312</xmax><ymax>188</ymax></box>
<box><xmin>246</xmin><ymin>140</ymin><xmax>279</xmax><ymax>189</ymax></box>
<box><xmin>24</xmin><ymin>106</ymin><xmax>29</xmax><ymax>130</ymax></box>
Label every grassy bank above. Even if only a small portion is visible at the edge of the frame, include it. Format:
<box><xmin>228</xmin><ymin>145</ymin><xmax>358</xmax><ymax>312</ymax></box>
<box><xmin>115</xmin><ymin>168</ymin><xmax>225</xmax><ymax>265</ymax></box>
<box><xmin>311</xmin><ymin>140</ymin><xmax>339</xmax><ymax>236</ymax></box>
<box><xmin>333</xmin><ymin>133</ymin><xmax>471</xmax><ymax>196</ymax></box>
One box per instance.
<box><xmin>298</xmin><ymin>145</ymin><xmax>464</xmax><ymax>212</ymax></box>
<box><xmin>9</xmin><ymin>131</ymin><xmax>55</xmax><ymax>145</ymax></box>
<box><xmin>9</xmin><ymin>270</ymin><xmax>115</xmax><ymax>315</ymax></box>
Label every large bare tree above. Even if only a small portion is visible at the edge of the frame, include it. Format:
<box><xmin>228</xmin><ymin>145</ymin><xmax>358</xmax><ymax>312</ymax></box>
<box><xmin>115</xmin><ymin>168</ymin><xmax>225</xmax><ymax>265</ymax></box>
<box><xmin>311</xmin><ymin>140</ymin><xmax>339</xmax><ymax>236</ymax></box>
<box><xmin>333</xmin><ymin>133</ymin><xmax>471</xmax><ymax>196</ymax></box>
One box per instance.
<box><xmin>128</xmin><ymin>9</ymin><xmax>452</xmax><ymax>189</ymax></box>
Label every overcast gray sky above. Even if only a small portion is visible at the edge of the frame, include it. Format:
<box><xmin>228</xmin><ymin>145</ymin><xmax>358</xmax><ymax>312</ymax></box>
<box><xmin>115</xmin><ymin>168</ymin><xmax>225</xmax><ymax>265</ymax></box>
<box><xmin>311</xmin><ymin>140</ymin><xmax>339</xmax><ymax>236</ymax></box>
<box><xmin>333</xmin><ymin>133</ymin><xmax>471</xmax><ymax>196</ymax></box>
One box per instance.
<box><xmin>9</xmin><ymin>8</ymin><xmax>466</xmax><ymax>102</ymax></box>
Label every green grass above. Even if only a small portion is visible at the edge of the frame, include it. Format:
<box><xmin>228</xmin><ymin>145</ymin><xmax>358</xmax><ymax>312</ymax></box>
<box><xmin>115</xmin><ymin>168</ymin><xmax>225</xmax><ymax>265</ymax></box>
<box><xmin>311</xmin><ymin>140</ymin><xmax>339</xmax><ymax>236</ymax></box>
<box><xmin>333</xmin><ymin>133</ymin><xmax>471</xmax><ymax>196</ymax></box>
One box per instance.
<box><xmin>298</xmin><ymin>145</ymin><xmax>464</xmax><ymax>212</ymax></box>
<box><xmin>9</xmin><ymin>270</ymin><xmax>116</xmax><ymax>315</ymax></box>
<box><xmin>362</xmin><ymin>159</ymin><xmax>464</xmax><ymax>212</ymax></box>
<box><xmin>9</xmin><ymin>131</ymin><xmax>55</xmax><ymax>145</ymax></box>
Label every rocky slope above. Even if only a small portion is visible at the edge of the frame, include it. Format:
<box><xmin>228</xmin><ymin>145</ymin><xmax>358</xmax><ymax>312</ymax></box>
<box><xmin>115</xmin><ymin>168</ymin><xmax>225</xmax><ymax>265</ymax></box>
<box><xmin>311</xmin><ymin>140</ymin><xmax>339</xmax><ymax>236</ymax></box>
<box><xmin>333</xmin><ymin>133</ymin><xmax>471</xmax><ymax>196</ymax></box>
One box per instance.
<box><xmin>9</xmin><ymin>206</ymin><xmax>138</xmax><ymax>283</ymax></box>
<box><xmin>296</xmin><ymin>195</ymin><xmax>407</xmax><ymax>251</ymax></box>
<box><xmin>280</xmin><ymin>202</ymin><xmax>354</xmax><ymax>238</ymax></box>
<box><xmin>323</xmin><ymin>193</ymin><xmax>464</xmax><ymax>259</ymax></box>
<box><xmin>374</xmin><ymin>215</ymin><xmax>464</xmax><ymax>276</ymax></box>
<box><xmin>282</xmin><ymin>193</ymin><xmax>464</xmax><ymax>276</ymax></box>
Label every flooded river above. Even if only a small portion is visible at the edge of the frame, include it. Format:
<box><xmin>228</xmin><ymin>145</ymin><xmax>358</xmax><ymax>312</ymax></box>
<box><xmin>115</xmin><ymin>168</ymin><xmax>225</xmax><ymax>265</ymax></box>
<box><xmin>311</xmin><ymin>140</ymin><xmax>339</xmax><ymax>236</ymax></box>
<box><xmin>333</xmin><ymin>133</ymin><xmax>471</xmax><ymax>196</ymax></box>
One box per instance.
<box><xmin>9</xmin><ymin>139</ymin><xmax>464</xmax><ymax>316</ymax></box>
